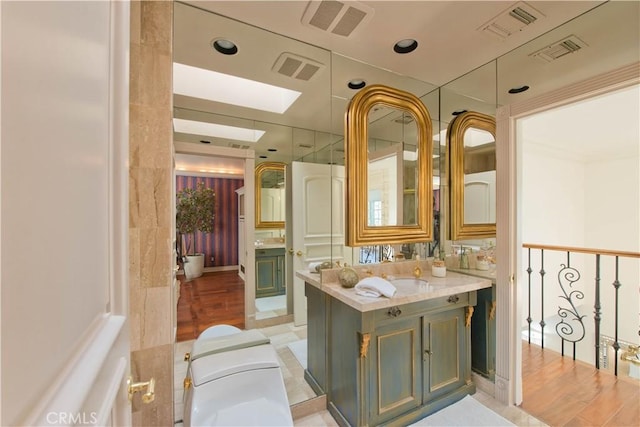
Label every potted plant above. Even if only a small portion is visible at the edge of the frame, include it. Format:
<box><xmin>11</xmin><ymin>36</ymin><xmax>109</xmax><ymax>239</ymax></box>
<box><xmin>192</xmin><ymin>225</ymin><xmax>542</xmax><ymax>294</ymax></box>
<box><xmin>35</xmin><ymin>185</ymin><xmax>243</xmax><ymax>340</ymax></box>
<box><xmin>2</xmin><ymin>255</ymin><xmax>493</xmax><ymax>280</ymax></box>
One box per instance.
<box><xmin>176</xmin><ymin>182</ymin><xmax>216</xmax><ymax>279</ymax></box>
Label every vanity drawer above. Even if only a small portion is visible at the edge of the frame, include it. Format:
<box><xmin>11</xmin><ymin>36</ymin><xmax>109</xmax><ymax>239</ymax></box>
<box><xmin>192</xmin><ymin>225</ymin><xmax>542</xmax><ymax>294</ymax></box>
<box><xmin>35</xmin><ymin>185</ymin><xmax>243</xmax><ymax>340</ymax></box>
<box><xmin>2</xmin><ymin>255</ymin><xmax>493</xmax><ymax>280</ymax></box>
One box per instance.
<box><xmin>373</xmin><ymin>292</ymin><xmax>472</xmax><ymax>324</ymax></box>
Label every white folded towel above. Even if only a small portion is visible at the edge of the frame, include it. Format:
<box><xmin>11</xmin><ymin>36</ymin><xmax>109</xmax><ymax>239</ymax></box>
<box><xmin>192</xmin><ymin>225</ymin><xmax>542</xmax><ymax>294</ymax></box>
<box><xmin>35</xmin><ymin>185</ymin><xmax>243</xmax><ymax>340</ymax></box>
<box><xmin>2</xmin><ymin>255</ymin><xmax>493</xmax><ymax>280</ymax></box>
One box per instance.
<box><xmin>355</xmin><ymin>276</ymin><xmax>397</xmax><ymax>298</ymax></box>
<box><xmin>308</xmin><ymin>262</ymin><xmax>321</xmax><ymax>271</ymax></box>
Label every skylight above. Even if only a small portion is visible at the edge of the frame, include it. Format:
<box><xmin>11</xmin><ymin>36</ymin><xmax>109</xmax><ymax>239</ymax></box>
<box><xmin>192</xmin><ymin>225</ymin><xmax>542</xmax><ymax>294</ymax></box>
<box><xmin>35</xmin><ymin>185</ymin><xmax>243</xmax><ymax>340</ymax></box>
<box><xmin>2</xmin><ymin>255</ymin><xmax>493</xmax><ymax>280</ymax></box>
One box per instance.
<box><xmin>173</xmin><ymin>63</ymin><xmax>302</xmax><ymax>114</ymax></box>
<box><xmin>173</xmin><ymin>118</ymin><xmax>265</xmax><ymax>143</ymax></box>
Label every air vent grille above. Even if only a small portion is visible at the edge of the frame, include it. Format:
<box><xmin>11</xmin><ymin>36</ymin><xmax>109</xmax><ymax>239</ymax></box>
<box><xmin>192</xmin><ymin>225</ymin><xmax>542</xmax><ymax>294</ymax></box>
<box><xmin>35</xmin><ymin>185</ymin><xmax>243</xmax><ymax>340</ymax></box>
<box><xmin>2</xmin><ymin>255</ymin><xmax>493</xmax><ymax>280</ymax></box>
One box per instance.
<box><xmin>478</xmin><ymin>1</ymin><xmax>544</xmax><ymax>41</ymax></box>
<box><xmin>530</xmin><ymin>35</ymin><xmax>588</xmax><ymax>63</ymax></box>
<box><xmin>272</xmin><ymin>52</ymin><xmax>325</xmax><ymax>81</ymax></box>
<box><xmin>230</xmin><ymin>143</ymin><xmax>250</xmax><ymax>150</ymax></box>
<box><xmin>302</xmin><ymin>0</ymin><xmax>374</xmax><ymax>37</ymax></box>
<box><xmin>393</xmin><ymin>115</ymin><xmax>415</xmax><ymax>125</ymax></box>
<box><xmin>298</xmin><ymin>143</ymin><xmax>314</xmax><ymax>149</ymax></box>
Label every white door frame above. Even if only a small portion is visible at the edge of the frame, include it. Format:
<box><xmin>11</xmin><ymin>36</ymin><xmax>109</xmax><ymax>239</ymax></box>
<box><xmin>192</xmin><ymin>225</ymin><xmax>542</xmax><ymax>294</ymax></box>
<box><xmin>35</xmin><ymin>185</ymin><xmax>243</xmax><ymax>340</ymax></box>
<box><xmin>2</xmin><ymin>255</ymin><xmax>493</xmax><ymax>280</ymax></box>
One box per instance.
<box><xmin>173</xmin><ymin>142</ymin><xmax>256</xmax><ymax>327</ymax></box>
<box><xmin>494</xmin><ymin>62</ymin><xmax>639</xmax><ymax>405</ymax></box>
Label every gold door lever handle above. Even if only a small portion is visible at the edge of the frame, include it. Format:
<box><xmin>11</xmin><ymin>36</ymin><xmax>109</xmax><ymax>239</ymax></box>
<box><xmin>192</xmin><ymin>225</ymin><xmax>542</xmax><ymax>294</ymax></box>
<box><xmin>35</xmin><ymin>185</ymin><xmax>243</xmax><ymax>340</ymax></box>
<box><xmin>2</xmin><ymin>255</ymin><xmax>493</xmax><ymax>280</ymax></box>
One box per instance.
<box><xmin>288</xmin><ymin>248</ymin><xmax>294</xmax><ymax>255</ymax></box>
<box><xmin>296</xmin><ymin>251</ymin><xmax>304</xmax><ymax>257</ymax></box>
<box><xmin>128</xmin><ymin>376</ymin><xmax>155</xmax><ymax>404</ymax></box>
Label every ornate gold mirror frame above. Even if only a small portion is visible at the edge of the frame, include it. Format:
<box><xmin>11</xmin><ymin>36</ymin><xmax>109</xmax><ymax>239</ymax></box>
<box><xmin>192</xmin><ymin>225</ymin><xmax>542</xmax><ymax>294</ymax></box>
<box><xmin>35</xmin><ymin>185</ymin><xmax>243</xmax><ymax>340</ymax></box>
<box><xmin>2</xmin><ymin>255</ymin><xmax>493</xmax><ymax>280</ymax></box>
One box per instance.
<box><xmin>345</xmin><ymin>84</ymin><xmax>433</xmax><ymax>246</ymax></box>
<box><xmin>255</xmin><ymin>162</ymin><xmax>286</xmax><ymax>229</ymax></box>
<box><xmin>448</xmin><ymin>111</ymin><xmax>496</xmax><ymax>240</ymax></box>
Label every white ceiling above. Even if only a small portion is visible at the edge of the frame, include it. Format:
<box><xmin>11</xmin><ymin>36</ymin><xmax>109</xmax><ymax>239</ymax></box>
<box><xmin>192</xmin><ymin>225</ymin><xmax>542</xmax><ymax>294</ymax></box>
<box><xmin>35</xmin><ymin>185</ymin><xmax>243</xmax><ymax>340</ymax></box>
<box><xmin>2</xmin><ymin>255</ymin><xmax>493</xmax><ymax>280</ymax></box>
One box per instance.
<box><xmin>519</xmin><ymin>84</ymin><xmax>640</xmax><ymax>162</ymax></box>
<box><xmin>172</xmin><ymin>0</ymin><xmax>640</xmax><ymax>173</ymax></box>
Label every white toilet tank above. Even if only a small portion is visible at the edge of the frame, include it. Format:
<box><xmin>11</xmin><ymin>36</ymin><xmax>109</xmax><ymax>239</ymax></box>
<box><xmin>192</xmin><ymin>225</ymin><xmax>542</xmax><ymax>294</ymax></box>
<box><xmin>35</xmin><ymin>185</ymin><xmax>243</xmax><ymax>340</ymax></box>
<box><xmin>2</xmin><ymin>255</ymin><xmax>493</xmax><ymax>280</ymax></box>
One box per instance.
<box><xmin>184</xmin><ymin>344</ymin><xmax>293</xmax><ymax>427</ymax></box>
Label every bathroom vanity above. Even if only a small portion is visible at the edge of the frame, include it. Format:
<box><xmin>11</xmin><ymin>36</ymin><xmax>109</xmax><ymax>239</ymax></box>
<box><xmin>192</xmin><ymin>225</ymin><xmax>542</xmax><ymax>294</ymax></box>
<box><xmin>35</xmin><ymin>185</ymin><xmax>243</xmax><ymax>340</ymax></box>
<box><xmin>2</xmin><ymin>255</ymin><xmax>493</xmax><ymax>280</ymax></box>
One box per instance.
<box><xmin>255</xmin><ymin>244</ymin><xmax>286</xmax><ymax>298</ymax></box>
<box><xmin>297</xmin><ymin>264</ymin><xmax>491</xmax><ymax>426</ymax></box>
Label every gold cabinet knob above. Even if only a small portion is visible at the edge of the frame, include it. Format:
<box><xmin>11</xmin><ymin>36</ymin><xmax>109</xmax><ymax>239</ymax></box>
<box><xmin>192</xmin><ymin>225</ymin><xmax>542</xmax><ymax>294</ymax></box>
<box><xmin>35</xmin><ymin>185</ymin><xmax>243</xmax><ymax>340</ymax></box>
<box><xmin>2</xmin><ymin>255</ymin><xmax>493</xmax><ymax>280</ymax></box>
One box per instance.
<box><xmin>296</xmin><ymin>251</ymin><xmax>303</xmax><ymax>257</ymax></box>
<box><xmin>127</xmin><ymin>376</ymin><xmax>155</xmax><ymax>404</ymax></box>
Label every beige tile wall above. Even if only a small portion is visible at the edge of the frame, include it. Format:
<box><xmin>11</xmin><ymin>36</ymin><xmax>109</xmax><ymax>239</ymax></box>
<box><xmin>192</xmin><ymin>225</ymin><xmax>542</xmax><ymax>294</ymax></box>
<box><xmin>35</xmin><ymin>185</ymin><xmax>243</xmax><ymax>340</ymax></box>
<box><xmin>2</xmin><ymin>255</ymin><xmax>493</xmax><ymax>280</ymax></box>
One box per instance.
<box><xmin>129</xmin><ymin>1</ymin><xmax>174</xmax><ymax>425</ymax></box>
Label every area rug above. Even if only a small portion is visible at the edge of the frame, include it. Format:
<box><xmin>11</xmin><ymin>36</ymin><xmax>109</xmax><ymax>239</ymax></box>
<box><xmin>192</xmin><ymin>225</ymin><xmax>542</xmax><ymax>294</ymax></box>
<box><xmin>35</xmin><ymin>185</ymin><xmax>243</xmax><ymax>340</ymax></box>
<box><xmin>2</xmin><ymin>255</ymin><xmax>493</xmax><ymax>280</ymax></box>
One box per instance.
<box><xmin>409</xmin><ymin>395</ymin><xmax>515</xmax><ymax>426</ymax></box>
<box><xmin>287</xmin><ymin>339</ymin><xmax>307</xmax><ymax>369</ymax></box>
<box><xmin>255</xmin><ymin>294</ymin><xmax>286</xmax><ymax>312</ymax></box>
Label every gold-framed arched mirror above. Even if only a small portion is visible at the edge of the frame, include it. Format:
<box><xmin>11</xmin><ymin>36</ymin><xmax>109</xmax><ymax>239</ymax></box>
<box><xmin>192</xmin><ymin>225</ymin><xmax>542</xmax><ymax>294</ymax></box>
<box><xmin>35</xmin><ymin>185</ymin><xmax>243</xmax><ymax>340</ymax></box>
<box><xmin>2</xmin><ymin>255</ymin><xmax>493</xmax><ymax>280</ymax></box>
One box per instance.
<box><xmin>255</xmin><ymin>162</ymin><xmax>286</xmax><ymax>229</ymax></box>
<box><xmin>345</xmin><ymin>84</ymin><xmax>433</xmax><ymax>246</ymax></box>
<box><xmin>448</xmin><ymin>111</ymin><xmax>496</xmax><ymax>240</ymax></box>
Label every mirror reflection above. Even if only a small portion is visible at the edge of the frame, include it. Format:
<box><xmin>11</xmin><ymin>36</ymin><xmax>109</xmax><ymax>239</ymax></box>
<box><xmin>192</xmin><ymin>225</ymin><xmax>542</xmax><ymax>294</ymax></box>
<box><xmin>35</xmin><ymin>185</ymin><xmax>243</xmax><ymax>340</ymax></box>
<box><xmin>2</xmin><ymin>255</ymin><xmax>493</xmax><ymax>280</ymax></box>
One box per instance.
<box><xmin>256</xmin><ymin>162</ymin><xmax>286</xmax><ymax>228</ymax></box>
<box><xmin>367</xmin><ymin>109</ymin><xmax>419</xmax><ymax>227</ymax></box>
<box><xmin>448</xmin><ymin>111</ymin><xmax>497</xmax><ymax>240</ymax></box>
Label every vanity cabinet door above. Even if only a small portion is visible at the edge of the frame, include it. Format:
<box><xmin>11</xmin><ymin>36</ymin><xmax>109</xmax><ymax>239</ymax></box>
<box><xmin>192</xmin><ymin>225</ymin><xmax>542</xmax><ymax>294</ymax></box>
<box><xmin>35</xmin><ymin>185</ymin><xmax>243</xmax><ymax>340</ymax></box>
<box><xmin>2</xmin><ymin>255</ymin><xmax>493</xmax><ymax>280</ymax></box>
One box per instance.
<box><xmin>369</xmin><ymin>316</ymin><xmax>422</xmax><ymax>425</ymax></box>
<box><xmin>471</xmin><ymin>285</ymin><xmax>496</xmax><ymax>379</ymax></box>
<box><xmin>256</xmin><ymin>255</ymin><xmax>280</xmax><ymax>297</ymax></box>
<box><xmin>423</xmin><ymin>307</ymin><xmax>467</xmax><ymax>402</ymax></box>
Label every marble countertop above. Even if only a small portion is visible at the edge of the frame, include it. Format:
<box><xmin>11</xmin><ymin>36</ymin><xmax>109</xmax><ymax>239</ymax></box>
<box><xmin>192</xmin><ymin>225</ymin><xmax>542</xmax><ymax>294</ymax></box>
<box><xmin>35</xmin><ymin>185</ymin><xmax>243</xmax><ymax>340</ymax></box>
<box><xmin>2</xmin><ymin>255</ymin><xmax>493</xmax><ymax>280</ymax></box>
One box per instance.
<box><xmin>255</xmin><ymin>243</ymin><xmax>285</xmax><ymax>249</ymax></box>
<box><xmin>296</xmin><ymin>267</ymin><xmax>491</xmax><ymax>312</ymax></box>
<box><xmin>448</xmin><ymin>267</ymin><xmax>496</xmax><ymax>283</ymax></box>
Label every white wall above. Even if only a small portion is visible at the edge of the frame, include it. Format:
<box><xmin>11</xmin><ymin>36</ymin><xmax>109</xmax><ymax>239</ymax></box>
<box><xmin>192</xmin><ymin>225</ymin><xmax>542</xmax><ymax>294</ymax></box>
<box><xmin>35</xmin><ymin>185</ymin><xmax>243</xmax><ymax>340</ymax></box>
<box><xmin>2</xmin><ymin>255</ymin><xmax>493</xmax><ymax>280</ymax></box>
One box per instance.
<box><xmin>520</xmin><ymin>128</ymin><xmax>639</xmax><ymax>358</ymax></box>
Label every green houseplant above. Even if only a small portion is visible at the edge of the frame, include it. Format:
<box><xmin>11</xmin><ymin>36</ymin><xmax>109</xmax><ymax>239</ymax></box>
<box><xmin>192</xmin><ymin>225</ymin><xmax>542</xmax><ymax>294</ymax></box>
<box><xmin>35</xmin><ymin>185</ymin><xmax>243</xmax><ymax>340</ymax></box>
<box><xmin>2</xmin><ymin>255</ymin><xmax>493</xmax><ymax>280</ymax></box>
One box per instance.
<box><xmin>176</xmin><ymin>182</ymin><xmax>216</xmax><ymax>279</ymax></box>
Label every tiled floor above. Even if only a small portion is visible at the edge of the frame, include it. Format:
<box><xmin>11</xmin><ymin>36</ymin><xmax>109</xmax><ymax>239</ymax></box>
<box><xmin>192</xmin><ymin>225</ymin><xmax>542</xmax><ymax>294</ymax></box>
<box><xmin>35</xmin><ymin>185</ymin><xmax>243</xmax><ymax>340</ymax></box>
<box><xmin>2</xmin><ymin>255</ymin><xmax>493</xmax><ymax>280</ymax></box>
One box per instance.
<box><xmin>174</xmin><ymin>322</ymin><xmax>546</xmax><ymax>426</ymax></box>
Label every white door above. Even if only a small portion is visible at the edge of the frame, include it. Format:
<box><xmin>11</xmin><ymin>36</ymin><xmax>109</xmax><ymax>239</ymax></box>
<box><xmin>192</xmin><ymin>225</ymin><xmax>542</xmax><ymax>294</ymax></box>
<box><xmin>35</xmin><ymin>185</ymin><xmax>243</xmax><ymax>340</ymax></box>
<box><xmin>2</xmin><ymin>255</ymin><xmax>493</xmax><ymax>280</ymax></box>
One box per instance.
<box><xmin>291</xmin><ymin>162</ymin><xmax>351</xmax><ymax>325</ymax></box>
<box><xmin>0</xmin><ymin>1</ymin><xmax>132</xmax><ymax>425</ymax></box>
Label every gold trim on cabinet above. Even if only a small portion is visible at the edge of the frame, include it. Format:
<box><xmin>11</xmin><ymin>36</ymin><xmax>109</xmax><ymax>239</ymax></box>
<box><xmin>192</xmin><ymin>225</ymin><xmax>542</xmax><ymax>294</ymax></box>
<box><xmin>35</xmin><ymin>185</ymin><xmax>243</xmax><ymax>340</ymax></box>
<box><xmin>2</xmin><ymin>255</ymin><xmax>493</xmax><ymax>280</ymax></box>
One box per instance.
<box><xmin>448</xmin><ymin>111</ymin><xmax>496</xmax><ymax>240</ymax></box>
<box><xmin>345</xmin><ymin>84</ymin><xmax>433</xmax><ymax>246</ymax></box>
<box><xmin>255</xmin><ymin>162</ymin><xmax>286</xmax><ymax>229</ymax></box>
<box><xmin>465</xmin><ymin>306</ymin><xmax>474</xmax><ymax>327</ymax></box>
<box><xmin>359</xmin><ymin>332</ymin><xmax>371</xmax><ymax>358</ymax></box>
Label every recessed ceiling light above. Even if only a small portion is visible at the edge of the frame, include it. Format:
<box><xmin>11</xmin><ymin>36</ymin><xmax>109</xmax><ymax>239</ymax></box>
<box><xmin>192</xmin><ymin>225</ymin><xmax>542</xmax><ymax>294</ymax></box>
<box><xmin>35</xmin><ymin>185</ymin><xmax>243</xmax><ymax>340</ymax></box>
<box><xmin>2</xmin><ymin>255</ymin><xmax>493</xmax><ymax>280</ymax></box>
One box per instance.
<box><xmin>200</xmin><ymin>140</ymin><xmax>211</xmax><ymax>144</ymax></box>
<box><xmin>508</xmin><ymin>85</ymin><xmax>530</xmax><ymax>94</ymax></box>
<box><xmin>212</xmin><ymin>39</ymin><xmax>238</xmax><ymax>55</ymax></box>
<box><xmin>173</xmin><ymin>118</ymin><xmax>265</xmax><ymax>143</ymax></box>
<box><xmin>452</xmin><ymin>109</ymin><xmax>468</xmax><ymax>116</ymax></box>
<box><xmin>259</xmin><ymin>155</ymin><xmax>268</xmax><ymax>159</ymax></box>
<box><xmin>394</xmin><ymin>39</ymin><xmax>418</xmax><ymax>54</ymax></box>
<box><xmin>348</xmin><ymin>79</ymin><xmax>366</xmax><ymax>90</ymax></box>
<box><xmin>268</xmin><ymin>148</ymin><xmax>277</xmax><ymax>152</ymax></box>
<box><xmin>173</xmin><ymin>63</ymin><xmax>301</xmax><ymax>114</ymax></box>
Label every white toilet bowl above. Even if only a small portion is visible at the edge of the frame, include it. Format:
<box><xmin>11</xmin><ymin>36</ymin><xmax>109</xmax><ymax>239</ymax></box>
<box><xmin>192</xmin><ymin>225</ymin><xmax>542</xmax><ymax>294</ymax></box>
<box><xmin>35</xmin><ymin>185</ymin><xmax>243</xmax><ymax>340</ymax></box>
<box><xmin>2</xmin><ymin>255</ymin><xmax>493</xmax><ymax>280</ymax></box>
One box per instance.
<box><xmin>183</xmin><ymin>327</ymin><xmax>293</xmax><ymax>427</ymax></box>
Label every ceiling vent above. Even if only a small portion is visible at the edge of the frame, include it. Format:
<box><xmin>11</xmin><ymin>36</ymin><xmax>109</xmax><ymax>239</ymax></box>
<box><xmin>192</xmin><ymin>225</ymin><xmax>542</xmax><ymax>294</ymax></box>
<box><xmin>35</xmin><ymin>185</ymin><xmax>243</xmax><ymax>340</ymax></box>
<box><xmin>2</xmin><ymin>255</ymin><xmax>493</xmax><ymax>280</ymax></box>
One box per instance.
<box><xmin>478</xmin><ymin>1</ymin><xmax>544</xmax><ymax>41</ymax></box>
<box><xmin>272</xmin><ymin>52</ymin><xmax>325</xmax><ymax>81</ymax></box>
<box><xmin>230</xmin><ymin>143</ymin><xmax>250</xmax><ymax>150</ymax></box>
<box><xmin>302</xmin><ymin>0</ymin><xmax>374</xmax><ymax>37</ymax></box>
<box><xmin>529</xmin><ymin>35</ymin><xmax>588</xmax><ymax>63</ymax></box>
<box><xmin>298</xmin><ymin>143</ymin><xmax>314</xmax><ymax>149</ymax></box>
<box><xmin>393</xmin><ymin>114</ymin><xmax>415</xmax><ymax>125</ymax></box>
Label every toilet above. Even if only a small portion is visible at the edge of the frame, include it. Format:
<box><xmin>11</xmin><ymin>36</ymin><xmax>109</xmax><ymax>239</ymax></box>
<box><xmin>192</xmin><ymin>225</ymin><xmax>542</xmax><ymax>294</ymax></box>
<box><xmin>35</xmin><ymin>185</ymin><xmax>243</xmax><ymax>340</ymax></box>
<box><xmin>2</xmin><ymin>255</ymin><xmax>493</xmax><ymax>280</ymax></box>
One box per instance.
<box><xmin>183</xmin><ymin>325</ymin><xmax>293</xmax><ymax>427</ymax></box>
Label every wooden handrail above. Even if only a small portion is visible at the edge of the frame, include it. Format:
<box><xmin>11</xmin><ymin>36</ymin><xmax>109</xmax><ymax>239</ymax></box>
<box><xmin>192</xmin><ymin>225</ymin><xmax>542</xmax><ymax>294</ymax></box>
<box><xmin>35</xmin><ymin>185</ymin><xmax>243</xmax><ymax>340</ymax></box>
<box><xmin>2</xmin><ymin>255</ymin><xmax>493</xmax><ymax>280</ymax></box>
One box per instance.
<box><xmin>523</xmin><ymin>243</ymin><xmax>640</xmax><ymax>259</ymax></box>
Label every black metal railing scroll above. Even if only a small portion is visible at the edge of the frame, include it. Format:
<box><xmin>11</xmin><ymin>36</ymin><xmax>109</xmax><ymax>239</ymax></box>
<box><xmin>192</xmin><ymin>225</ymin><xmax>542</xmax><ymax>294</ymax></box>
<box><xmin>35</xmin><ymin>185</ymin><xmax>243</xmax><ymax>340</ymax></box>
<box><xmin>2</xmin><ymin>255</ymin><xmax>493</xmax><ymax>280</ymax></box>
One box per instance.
<box><xmin>556</xmin><ymin>255</ymin><xmax>585</xmax><ymax>360</ymax></box>
<box><xmin>523</xmin><ymin>243</ymin><xmax>640</xmax><ymax>376</ymax></box>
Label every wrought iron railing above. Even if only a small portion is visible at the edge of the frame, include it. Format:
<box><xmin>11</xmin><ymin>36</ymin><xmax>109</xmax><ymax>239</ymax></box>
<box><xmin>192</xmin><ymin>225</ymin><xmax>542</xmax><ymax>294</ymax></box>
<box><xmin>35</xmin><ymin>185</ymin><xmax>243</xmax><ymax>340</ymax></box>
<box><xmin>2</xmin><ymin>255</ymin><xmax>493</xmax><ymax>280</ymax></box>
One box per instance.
<box><xmin>523</xmin><ymin>243</ymin><xmax>640</xmax><ymax>376</ymax></box>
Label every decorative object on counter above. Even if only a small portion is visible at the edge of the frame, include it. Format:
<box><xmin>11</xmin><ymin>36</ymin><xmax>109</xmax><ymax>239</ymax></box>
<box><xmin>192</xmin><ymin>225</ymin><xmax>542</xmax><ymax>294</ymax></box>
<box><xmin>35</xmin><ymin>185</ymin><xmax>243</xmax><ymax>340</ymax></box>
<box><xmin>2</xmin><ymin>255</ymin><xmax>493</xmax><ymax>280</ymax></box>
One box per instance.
<box><xmin>338</xmin><ymin>264</ymin><xmax>360</xmax><ymax>288</ymax></box>
<box><xmin>310</xmin><ymin>261</ymin><xmax>333</xmax><ymax>273</ymax></box>
<box><xmin>459</xmin><ymin>247</ymin><xmax>470</xmax><ymax>269</ymax></box>
<box><xmin>476</xmin><ymin>254</ymin><xmax>490</xmax><ymax>271</ymax></box>
<box><xmin>355</xmin><ymin>276</ymin><xmax>397</xmax><ymax>298</ymax></box>
<box><xmin>432</xmin><ymin>260</ymin><xmax>447</xmax><ymax>277</ymax></box>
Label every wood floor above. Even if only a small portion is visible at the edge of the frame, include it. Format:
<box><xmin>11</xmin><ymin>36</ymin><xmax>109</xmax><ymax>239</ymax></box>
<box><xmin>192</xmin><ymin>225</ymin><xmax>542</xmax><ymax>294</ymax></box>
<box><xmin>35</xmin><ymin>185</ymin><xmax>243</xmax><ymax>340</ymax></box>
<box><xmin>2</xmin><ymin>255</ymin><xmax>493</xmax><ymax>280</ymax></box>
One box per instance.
<box><xmin>176</xmin><ymin>270</ymin><xmax>245</xmax><ymax>342</ymax></box>
<box><xmin>176</xmin><ymin>271</ymin><xmax>639</xmax><ymax>426</ymax></box>
<box><xmin>521</xmin><ymin>342</ymin><xmax>639</xmax><ymax>426</ymax></box>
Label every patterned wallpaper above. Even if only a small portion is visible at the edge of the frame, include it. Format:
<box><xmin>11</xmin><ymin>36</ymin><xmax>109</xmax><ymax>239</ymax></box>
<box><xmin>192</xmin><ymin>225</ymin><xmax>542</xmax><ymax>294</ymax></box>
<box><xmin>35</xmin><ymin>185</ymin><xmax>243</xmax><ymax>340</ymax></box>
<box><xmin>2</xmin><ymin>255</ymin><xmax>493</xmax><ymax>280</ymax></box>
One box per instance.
<box><xmin>176</xmin><ymin>175</ymin><xmax>244</xmax><ymax>267</ymax></box>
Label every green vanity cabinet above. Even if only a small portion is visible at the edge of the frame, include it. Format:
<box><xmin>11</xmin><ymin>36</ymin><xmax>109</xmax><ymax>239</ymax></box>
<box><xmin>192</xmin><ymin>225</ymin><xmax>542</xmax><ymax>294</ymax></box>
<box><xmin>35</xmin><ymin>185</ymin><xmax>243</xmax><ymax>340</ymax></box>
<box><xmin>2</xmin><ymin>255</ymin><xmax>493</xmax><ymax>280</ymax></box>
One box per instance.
<box><xmin>255</xmin><ymin>247</ymin><xmax>285</xmax><ymax>298</ymax></box>
<box><xmin>306</xmin><ymin>283</ymin><xmax>477</xmax><ymax>427</ymax></box>
<box><xmin>471</xmin><ymin>285</ymin><xmax>496</xmax><ymax>380</ymax></box>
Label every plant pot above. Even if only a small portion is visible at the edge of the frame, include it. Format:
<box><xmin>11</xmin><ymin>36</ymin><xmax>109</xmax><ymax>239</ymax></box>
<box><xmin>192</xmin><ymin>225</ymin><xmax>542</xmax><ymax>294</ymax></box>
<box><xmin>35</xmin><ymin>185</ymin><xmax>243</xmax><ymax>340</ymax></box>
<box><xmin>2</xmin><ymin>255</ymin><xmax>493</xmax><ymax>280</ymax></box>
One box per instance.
<box><xmin>184</xmin><ymin>254</ymin><xmax>205</xmax><ymax>280</ymax></box>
